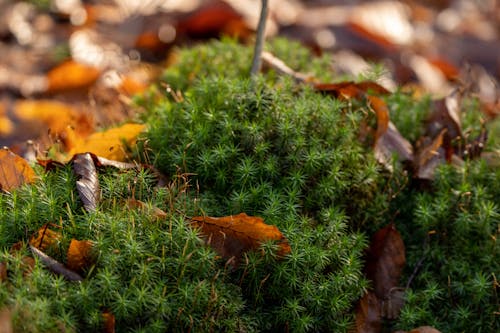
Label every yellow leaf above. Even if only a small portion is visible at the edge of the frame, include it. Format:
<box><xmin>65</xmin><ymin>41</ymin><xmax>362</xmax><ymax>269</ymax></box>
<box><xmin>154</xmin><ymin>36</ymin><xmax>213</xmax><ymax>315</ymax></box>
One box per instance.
<box><xmin>46</xmin><ymin>60</ymin><xmax>100</xmax><ymax>93</ymax></box>
<box><xmin>68</xmin><ymin>123</ymin><xmax>145</xmax><ymax>161</ymax></box>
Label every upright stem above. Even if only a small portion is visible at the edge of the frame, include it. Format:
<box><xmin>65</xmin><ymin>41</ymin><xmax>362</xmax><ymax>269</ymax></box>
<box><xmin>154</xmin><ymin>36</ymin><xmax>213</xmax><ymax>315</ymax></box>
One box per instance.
<box><xmin>250</xmin><ymin>0</ymin><xmax>268</xmax><ymax>76</ymax></box>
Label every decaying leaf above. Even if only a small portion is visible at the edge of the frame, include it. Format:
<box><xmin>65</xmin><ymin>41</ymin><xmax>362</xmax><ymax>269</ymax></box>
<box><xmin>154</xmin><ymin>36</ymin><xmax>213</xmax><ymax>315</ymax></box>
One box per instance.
<box><xmin>261</xmin><ymin>51</ymin><xmax>313</xmax><ymax>83</ymax></box>
<box><xmin>73</xmin><ymin>153</ymin><xmax>100</xmax><ymax>212</ymax></box>
<box><xmin>0</xmin><ymin>307</ymin><xmax>13</xmax><ymax>333</ymax></box>
<box><xmin>0</xmin><ymin>148</ymin><xmax>36</xmax><ymax>192</ymax></box>
<box><xmin>102</xmin><ymin>310</ymin><xmax>115</xmax><ymax>333</ymax></box>
<box><xmin>414</xmin><ymin>129</ymin><xmax>447</xmax><ymax>180</ymax></box>
<box><xmin>67</xmin><ymin>123</ymin><xmax>145</xmax><ymax>162</ymax></box>
<box><xmin>46</xmin><ymin>60</ymin><xmax>101</xmax><ymax>93</ymax></box>
<box><xmin>364</xmin><ymin>224</ymin><xmax>406</xmax><ymax>315</ymax></box>
<box><xmin>0</xmin><ymin>262</ymin><xmax>6</xmax><ymax>282</ymax></box>
<box><xmin>29</xmin><ymin>245</ymin><xmax>83</xmax><ymax>282</ymax></box>
<box><xmin>353</xmin><ymin>291</ymin><xmax>381</xmax><ymax>333</ymax></box>
<box><xmin>29</xmin><ymin>225</ymin><xmax>62</xmax><ymax>253</ymax></box>
<box><xmin>124</xmin><ymin>198</ymin><xmax>167</xmax><ymax>220</ymax></box>
<box><xmin>66</xmin><ymin>239</ymin><xmax>95</xmax><ymax>273</ymax></box>
<box><xmin>368</xmin><ymin>96</ymin><xmax>413</xmax><ymax>168</ymax></box>
<box><xmin>190</xmin><ymin>213</ymin><xmax>291</xmax><ymax>264</ymax></box>
<box><xmin>315</xmin><ymin>80</ymin><xmax>390</xmax><ymax>99</ymax></box>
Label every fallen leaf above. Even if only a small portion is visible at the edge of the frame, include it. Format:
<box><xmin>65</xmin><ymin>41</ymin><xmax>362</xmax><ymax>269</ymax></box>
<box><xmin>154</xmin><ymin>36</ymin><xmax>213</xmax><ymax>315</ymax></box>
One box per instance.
<box><xmin>353</xmin><ymin>291</ymin><xmax>381</xmax><ymax>333</ymax></box>
<box><xmin>364</xmin><ymin>224</ymin><xmax>405</xmax><ymax>315</ymax></box>
<box><xmin>0</xmin><ymin>148</ymin><xmax>36</xmax><ymax>192</ymax></box>
<box><xmin>14</xmin><ymin>100</ymin><xmax>93</xmax><ymax>140</ymax></box>
<box><xmin>29</xmin><ymin>225</ymin><xmax>62</xmax><ymax>253</ymax></box>
<box><xmin>73</xmin><ymin>153</ymin><xmax>100</xmax><ymax>212</ymax></box>
<box><xmin>261</xmin><ymin>51</ymin><xmax>314</xmax><ymax>83</ymax></box>
<box><xmin>0</xmin><ymin>307</ymin><xmax>13</xmax><ymax>333</ymax></box>
<box><xmin>66</xmin><ymin>239</ymin><xmax>94</xmax><ymax>273</ymax></box>
<box><xmin>67</xmin><ymin>123</ymin><xmax>145</xmax><ymax>162</ymax></box>
<box><xmin>124</xmin><ymin>199</ymin><xmax>167</xmax><ymax>220</ymax></box>
<box><xmin>315</xmin><ymin>80</ymin><xmax>390</xmax><ymax>100</ymax></box>
<box><xmin>408</xmin><ymin>327</ymin><xmax>442</xmax><ymax>333</ymax></box>
<box><xmin>368</xmin><ymin>96</ymin><xmax>413</xmax><ymax>168</ymax></box>
<box><xmin>190</xmin><ymin>213</ymin><xmax>291</xmax><ymax>264</ymax></box>
<box><xmin>176</xmin><ymin>1</ymin><xmax>251</xmax><ymax>40</ymax></box>
<box><xmin>0</xmin><ymin>262</ymin><xmax>6</xmax><ymax>282</ymax></box>
<box><xmin>46</xmin><ymin>60</ymin><xmax>101</xmax><ymax>93</ymax></box>
<box><xmin>414</xmin><ymin>129</ymin><xmax>447</xmax><ymax>180</ymax></box>
<box><xmin>102</xmin><ymin>310</ymin><xmax>115</xmax><ymax>333</ymax></box>
<box><xmin>29</xmin><ymin>245</ymin><xmax>83</xmax><ymax>282</ymax></box>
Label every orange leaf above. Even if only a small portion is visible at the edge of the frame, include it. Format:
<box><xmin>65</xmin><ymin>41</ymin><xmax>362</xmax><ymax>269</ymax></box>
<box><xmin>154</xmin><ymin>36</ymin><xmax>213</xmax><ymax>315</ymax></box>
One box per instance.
<box><xmin>46</xmin><ymin>60</ymin><xmax>100</xmax><ymax>93</ymax></box>
<box><xmin>102</xmin><ymin>311</ymin><xmax>115</xmax><ymax>333</ymax></box>
<box><xmin>29</xmin><ymin>226</ymin><xmax>62</xmax><ymax>252</ymax></box>
<box><xmin>190</xmin><ymin>213</ymin><xmax>291</xmax><ymax>264</ymax></box>
<box><xmin>67</xmin><ymin>123</ymin><xmax>145</xmax><ymax>161</ymax></box>
<box><xmin>14</xmin><ymin>100</ymin><xmax>93</xmax><ymax>138</ymax></box>
<box><xmin>314</xmin><ymin>81</ymin><xmax>390</xmax><ymax>100</ymax></box>
<box><xmin>0</xmin><ymin>148</ymin><xmax>36</xmax><ymax>192</ymax></box>
<box><xmin>66</xmin><ymin>239</ymin><xmax>94</xmax><ymax>272</ymax></box>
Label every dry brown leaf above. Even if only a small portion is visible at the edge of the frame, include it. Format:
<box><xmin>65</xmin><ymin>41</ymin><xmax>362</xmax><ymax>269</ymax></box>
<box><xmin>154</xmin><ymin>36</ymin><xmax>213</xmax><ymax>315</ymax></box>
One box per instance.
<box><xmin>0</xmin><ymin>307</ymin><xmax>13</xmax><ymax>333</ymax></box>
<box><xmin>102</xmin><ymin>310</ymin><xmax>115</xmax><ymax>333</ymax></box>
<box><xmin>73</xmin><ymin>153</ymin><xmax>100</xmax><ymax>212</ymax></box>
<box><xmin>29</xmin><ymin>226</ymin><xmax>62</xmax><ymax>253</ymax></box>
<box><xmin>66</xmin><ymin>239</ymin><xmax>94</xmax><ymax>273</ymax></box>
<box><xmin>46</xmin><ymin>60</ymin><xmax>100</xmax><ymax>93</ymax></box>
<box><xmin>315</xmin><ymin>80</ymin><xmax>390</xmax><ymax>100</ymax></box>
<box><xmin>364</xmin><ymin>224</ymin><xmax>406</xmax><ymax>311</ymax></box>
<box><xmin>0</xmin><ymin>148</ymin><xmax>36</xmax><ymax>192</ymax></box>
<box><xmin>67</xmin><ymin>123</ymin><xmax>145</xmax><ymax>162</ymax></box>
<box><xmin>414</xmin><ymin>129</ymin><xmax>447</xmax><ymax>180</ymax></box>
<box><xmin>408</xmin><ymin>327</ymin><xmax>441</xmax><ymax>333</ymax></box>
<box><xmin>190</xmin><ymin>213</ymin><xmax>291</xmax><ymax>264</ymax></box>
<box><xmin>0</xmin><ymin>262</ymin><xmax>7</xmax><ymax>282</ymax></box>
<box><xmin>124</xmin><ymin>199</ymin><xmax>167</xmax><ymax>220</ymax></box>
<box><xmin>353</xmin><ymin>291</ymin><xmax>381</xmax><ymax>333</ymax></box>
<box><xmin>368</xmin><ymin>96</ymin><xmax>413</xmax><ymax>168</ymax></box>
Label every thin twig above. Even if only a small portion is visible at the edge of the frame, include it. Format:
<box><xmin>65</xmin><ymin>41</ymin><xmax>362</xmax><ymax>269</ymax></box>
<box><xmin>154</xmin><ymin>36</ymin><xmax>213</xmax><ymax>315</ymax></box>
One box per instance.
<box><xmin>250</xmin><ymin>0</ymin><xmax>268</xmax><ymax>76</ymax></box>
<box><xmin>29</xmin><ymin>245</ymin><xmax>83</xmax><ymax>282</ymax></box>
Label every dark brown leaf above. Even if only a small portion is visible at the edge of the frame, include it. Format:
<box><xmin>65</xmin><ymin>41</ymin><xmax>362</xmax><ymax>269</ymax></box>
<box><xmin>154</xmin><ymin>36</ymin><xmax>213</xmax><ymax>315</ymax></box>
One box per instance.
<box><xmin>0</xmin><ymin>307</ymin><xmax>13</xmax><ymax>333</ymax></box>
<box><xmin>0</xmin><ymin>262</ymin><xmax>6</xmax><ymax>282</ymax></box>
<box><xmin>353</xmin><ymin>291</ymin><xmax>381</xmax><ymax>333</ymax></box>
<box><xmin>102</xmin><ymin>310</ymin><xmax>115</xmax><ymax>333</ymax></box>
<box><xmin>190</xmin><ymin>213</ymin><xmax>291</xmax><ymax>265</ymax></box>
<box><xmin>364</xmin><ymin>224</ymin><xmax>406</xmax><ymax>304</ymax></box>
<box><xmin>73</xmin><ymin>153</ymin><xmax>100</xmax><ymax>212</ymax></box>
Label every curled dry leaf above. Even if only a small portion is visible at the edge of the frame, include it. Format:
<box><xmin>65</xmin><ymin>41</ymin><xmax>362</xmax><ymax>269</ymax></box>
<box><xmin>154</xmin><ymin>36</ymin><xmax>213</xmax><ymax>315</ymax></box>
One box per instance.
<box><xmin>190</xmin><ymin>213</ymin><xmax>291</xmax><ymax>264</ymax></box>
<box><xmin>29</xmin><ymin>245</ymin><xmax>83</xmax><ymax>282</ymax></box>
<box><xmin>414</xmin><ymin>129</ymin><xmax>447</xmax><ymax>180</ymax></box>
<box><xmin>124</xmin><ymin>198</ymin><xmax>167</xmax><ymax>220</ymax></box>
<box><xmin>73</xmin><ymin>153</ymin><xmax>100</xmax><ymax>212</ymax></box>
<box><xmin>46</xmin><ymin>60</ymin><xmax>101</xmax><ymax>93</ymax></box>
<box><xmin>66</xmin><ymin>239</ymin><xmax>95</xmax><ymax>273</ymax></box>
<box><xmin>67</xmin><ymin>123</ymin><xmax>145</xmax><ymax>162</ymax></box>
<box><xmin>394</xmin><ymin>326</ymin><xmax>442</xmax><ymax>333</ymax></box>
<box><xmin>29</xmin><ymin>226</ymin><xmax>62</xmax><ymax>252</ymax></box>
<box><xmin>368</xmin><ymin>96</ymin><xmax>413</xmax><ymax>169</ymax></box>
<box><xmin>0</xmin><ymin>148</ymin><xmax>36</xmax><ymax>192</ymax></box>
